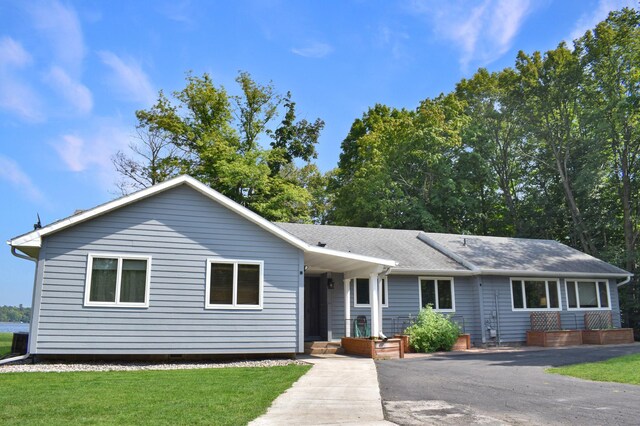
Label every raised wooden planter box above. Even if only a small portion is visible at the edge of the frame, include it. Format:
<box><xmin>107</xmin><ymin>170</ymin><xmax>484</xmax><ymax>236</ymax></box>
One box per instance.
<box><xmin>452</xmin><ymin>334</ymin><xmax>471</xmax><ymax>351</ymax></box>
<box><xmin>341</xmin><ymin>337</ymin><xmax>404</xmax><ymax>359</ymax></box>
<box><xmin>526</xmin><ymin>330</ymin><xmax>583</xmax><ymax>347</ymax></box>
<box><xmin>393</xmin><ymin>334</ymin><xmax>471</xmax><ymax>352</ymax></box>
<box><xmin>582</xmin><ymin>328</ymin><xmax>634</xmax><ymax>345</ymax></box>
<box><xmin>393</xmin><ymin>334</ymin><xmax>413</xmax><ymax>353</ymax></box>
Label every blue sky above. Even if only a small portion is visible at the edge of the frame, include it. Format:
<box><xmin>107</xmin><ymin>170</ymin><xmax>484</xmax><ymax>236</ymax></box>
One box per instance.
<box><xmin>1</xmin><ymin>0</ymin><xmax>635</xmax><ymax>306</ymax></box>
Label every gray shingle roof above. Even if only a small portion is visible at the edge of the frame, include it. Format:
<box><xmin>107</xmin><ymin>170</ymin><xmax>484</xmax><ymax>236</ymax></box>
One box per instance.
<box><xmin>276</xmin><ymin>223</ymin><xmax>468</xmax><ymax>272</ymax></box>
<box><xmin>422</xmin><ymin>233</ymin><xmax>629</xmax><ymax>275</ymax></box>
<box><xmin>277</xmin><ymin>223</ymin><xmax>629</xmax><ymax>276</ymax></box>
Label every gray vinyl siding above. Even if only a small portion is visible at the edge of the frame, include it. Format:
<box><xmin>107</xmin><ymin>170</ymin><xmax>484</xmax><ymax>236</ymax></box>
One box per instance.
<box><xmin>326</xmin><ymin>273</ymin><xmax>345</xmax><ymax>341</ymax></box>
<box><xmin>33</xmin><ymin>185</ymin><xmax>302</xmax><ymax>355</ymax></box>
<box><xmin>481</xmin><ymin>276</ymin><xmax>624</xmax><ymax>343</ymax></box>
<box><xmin>328</xmin><ymin>275</ymin><xmax>481</xmax><ymax>343</ymax></box>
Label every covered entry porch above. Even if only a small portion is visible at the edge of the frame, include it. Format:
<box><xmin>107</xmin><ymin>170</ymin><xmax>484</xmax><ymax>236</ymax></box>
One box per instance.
<box><xmin>299</xmin><ymin>248</ymin><xmax>396</xmax><ymax>350</ymax></box>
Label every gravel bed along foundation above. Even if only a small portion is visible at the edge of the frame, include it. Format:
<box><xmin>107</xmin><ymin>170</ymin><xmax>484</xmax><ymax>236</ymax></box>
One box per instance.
<box><xmin>0</xmin><ymin>358</ymin><xmax>308</xmax><ymax>373</ymax></box>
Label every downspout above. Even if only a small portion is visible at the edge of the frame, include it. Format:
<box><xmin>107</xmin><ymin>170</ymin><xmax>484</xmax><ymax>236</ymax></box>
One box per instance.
<box><xmin>617</xmin><ymin>275</ymin><xmax>632</xmax><ymax>287</ymax></box>
<box><xmin>8</xmin><ymin>246</ymin><xmax>36</xmax><ymax>362</ymax></box>
<box><xmin>478</xmin><ymin>277</ymin><xmax>486</xmax><ymax>345</ymax></box>
<box><xmin>0</xmin><ymin>354</ymin><xmax>31</xmax><ymax>365</ymax></box>
<box><xmin>11</xmin><ymin>246</ymin><xmax>37</xmax><ymax>263</ymax></box>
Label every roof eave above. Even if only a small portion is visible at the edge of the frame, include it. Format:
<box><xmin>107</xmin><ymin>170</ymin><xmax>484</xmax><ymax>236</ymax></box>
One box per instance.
<box><xmin>8</xmin><ymin>175</ymin><xmax>397</xmax><ymax>269</ymax></box>
<box><xmin>388</xmin><ymin>267</ymin><xmax>632</xmax><ymax>279</ymax></box>
<box><xmin>479</xmin><ymin>269</ymin><xmax>632</xmax><ymax>279</ymax></box>
<box><xmin>306</xmin><ymin>245</ymin><xmax>396</xmax><ymax>267</ymax></box>
<box><xmin>389</xmin><ymin>268</ymin><xmax>475</xmax><ymax>276</ymax></box>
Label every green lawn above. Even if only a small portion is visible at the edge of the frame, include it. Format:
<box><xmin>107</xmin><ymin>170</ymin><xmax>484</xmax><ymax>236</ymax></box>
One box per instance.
<box><xmin>0</xmin><ymin>364</ymin><xmax>310</xmax><ymax>425</ymax></box>
<box><xmin>547</xmin><ymin>354</ymin><xmax>640</xmax><ymax>385</ymax></box>
<box><xmin>0</xmin><ymin>332</ymin><xmax>12</xmax><ymax>357</ymax></box>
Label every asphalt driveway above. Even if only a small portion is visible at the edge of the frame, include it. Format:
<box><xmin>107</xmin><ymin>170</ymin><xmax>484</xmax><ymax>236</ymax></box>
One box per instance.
<box><xmin>376</xmin><ymin>344</ymin><xmax>640</xmax><ymax>425</ymax></box>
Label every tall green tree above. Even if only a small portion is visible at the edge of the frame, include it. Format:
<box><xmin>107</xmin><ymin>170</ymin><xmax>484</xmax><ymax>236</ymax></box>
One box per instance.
<box><xmin>329</xmin><ymin>95</ymin><xmax>470</xmax><ymax>231</ymax></box>
<box><xmin>578</xmin><ymin>8</ymin><xmax>640</xmax><ymax>319</ymax></box>
<box><xmin>119</xmin><ymin>72</ymin><xmax>324</xmax><ymax>223</ymax></box>
<box><xmin>456</xmin><ymin>68</ymin><xmax>528</xmax><ymax>236</ymax></box>
<box><xmin>516</xmin><ymin>45</ymin><xmax>599</xmax><ymax>254</ymax></box>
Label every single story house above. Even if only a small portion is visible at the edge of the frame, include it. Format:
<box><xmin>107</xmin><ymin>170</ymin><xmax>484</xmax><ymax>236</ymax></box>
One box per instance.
<box><xmin>8</xmin><ymin>175</ymin><xmax>631</xmax><ymax>357</ymax></box>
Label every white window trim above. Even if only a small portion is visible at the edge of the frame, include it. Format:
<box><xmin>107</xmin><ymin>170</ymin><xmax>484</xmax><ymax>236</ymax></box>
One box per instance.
<box><xmin>510</xmin><ymin>277</ymin><xmax>562</xmax><ymax>312</ymax></box>
<box><xmin>353</xmin><ymin>278</ymin><xmax>388</xmax><ymax>308</ymax></box>
<box><xmin>84</xmin><ymin>253</ymin><xmax>151</xmax><ymax>308</ymax></box>
<box><xmin>565</xmin><ymin>279</ymin><xmax>611</xmax><ymax>311</ymax></box>
<box><xmin>205</xmin><ymin>259</ymin><xmax>263</xmax><ymax>310</ymax></box>
<box><xmin>418</xmin><ymin>276</ymin><xmax>456</xmax><ymax>312</ymax></box>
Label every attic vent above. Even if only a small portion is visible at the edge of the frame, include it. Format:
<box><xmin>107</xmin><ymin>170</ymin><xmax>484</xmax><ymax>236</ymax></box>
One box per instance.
<box><xmin>463</xmin><ymin>238</ymin><xmax>466</xmax><ymax>246</ymax></box>
<box><xmin>73</xmin><ymin>209</ymin><xmax>86</xmax><ymax>215</ymax></box>
<box><xmin>317</xmin><ymin>242</ymin><xmax>326</xmax><ymax>247</ymax></box>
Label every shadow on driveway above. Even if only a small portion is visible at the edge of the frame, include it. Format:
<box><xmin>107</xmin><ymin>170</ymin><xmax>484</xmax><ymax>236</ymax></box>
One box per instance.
<box><xmin>376</xmin><ymin>343</ymin><xmax>640</xmax><ymax>425</ymax></box>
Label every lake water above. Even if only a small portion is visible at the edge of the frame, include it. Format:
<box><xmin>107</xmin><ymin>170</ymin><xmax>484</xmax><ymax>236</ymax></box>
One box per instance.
<box><xmin>0</xmin><ymin>322</ymin><xmax>29</xmax><ymax>333</ymax></box>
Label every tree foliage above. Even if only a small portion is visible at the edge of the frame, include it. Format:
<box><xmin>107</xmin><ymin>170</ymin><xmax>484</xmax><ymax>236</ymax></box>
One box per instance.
<box><xmin>115</xmin><ymin>72</ymin><xmax>325</xmax><ymax>223</ymax></box>
<box><xmin>0</xmin><ymin>305</ymin><xmax>30</xmax><ymax>323</ymax></box>
<box><xmin>113</xmin><ymin>8</ymin><xmax>640</xmax><ymax>332</ymax></box>
<box><xmin>327</xmin><ymin>7</ymin><xmax>640</xmax><ymax>329</ymax></box>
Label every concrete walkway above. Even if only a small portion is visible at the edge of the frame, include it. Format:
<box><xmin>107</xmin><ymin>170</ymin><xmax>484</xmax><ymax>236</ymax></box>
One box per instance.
<box><xmin>249</xmin><ymin>355</ymin><xmax>395</xmax><ymax>425</ymax></box>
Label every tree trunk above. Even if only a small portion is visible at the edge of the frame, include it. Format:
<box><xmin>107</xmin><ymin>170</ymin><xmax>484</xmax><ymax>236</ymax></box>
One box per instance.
<box><xmin>550</xmin><ymin>143</ymin><xmax>597</xmax><ymax>255</ymax></box>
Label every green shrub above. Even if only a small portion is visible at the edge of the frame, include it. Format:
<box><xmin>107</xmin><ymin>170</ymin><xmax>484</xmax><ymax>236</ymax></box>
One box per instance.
<box><xmin>405</xmin><ymin>306</ymin><xmax>461</xmax><ymax>352</ymax></box>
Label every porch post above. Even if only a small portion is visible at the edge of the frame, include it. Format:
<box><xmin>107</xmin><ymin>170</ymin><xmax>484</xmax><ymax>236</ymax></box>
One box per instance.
<box><xmin>343</xmin><ymin>278</ymin><xmax>351</xmax><ymax>337</ymax></box>
<box><xmin>378</xmin><ymin>276</ymin><xmax>384</xmax><ymax>336</ymax></box>
<box><xmin>370</xmin><ymin>272</ymin><xmax>380</xmax><ymax>337</ymax></box>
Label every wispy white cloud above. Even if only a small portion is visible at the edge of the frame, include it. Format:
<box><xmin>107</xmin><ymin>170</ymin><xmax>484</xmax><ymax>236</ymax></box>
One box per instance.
<box><xmin>158</xmin><ymin>0</ymin><xmax>195</xmax><ymax>27</ymax></box>
<box><xmin>53</xmin><ymin>134</ymin><xmax>86</xmax><ymax>172</ymax></box>
<box><xmin>27</xmin><ymin>0</ymin><xmax>85</xmax><ymax>73</ymax></box>
<box><xmin>45</xmin><ymin>66</ymin><xmax>93</xmax><ymax>114</ymax></box>
<box><xmin>291</xmin><ymin>42</ymin><xmax>333</xmax><ymax>58</ymax></box>
<box><xmin>407</xmin><ymin>0</ymin><xmax>533</xmax><ymax>70</ymax></box>
<box><xmin>0</xmin><ymin>37</ymin><xmax>44</xmax><ymax>121</ymax></box>
<box><xmin>24</xmin><ymin>0</ymin><xmax>93</xmax><ymax>115</ymax></box>
<box><xmin>98</xmin><ymin>51</ymin><xmax>156</xmax><ymax>105</ymax></box>
<box><xmin>569</xmin><ymin>0</ymin><xmax>636</xmax><ymax>42</ymax></box>
<box><xmin>0</xmin><ymin>37</ymin><xmax>33</xmax><ymax>68</ymax></box>
<box><xmin>0</xmin><ymin>155</ymin><xmax>47</xmax><ymax>204</ymax></box>
<box><xmin>51</xmin><ymin>119</ymin><xmax>133</xmax><ymax>189</ymax></box>
<box><xmin>377</xmin><ymin>25</ymin><xmax>410</xmax><ymax>60</ymax></box>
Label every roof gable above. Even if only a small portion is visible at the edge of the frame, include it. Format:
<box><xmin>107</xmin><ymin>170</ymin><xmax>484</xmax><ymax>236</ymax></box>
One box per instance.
<box><xmin>7</xmin><ymin>175</ymin><xmax>396</xmax><ymax>268</ymax></box>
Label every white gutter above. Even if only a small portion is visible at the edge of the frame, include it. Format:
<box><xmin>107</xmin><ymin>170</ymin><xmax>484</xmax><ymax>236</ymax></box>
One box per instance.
<box><xmin>389</xmin><ymin>268</ymin><xmax>476</xmax><ymax>276</ymax></box>
<box><xmin>477</xmin><ymin>269</ymin><xmax>631</xmax><ymax>279</ymax></box>
<box><xmin>390</xmin><ymin>267</ymin><xmax>631</xmax><ymax>279</ymax></box>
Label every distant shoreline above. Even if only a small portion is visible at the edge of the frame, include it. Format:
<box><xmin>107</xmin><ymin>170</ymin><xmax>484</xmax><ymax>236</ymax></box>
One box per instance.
<box><xmin>0</xmin><ymin>322</ymin><xmax>30</xmax><ymax>333</ymax></box>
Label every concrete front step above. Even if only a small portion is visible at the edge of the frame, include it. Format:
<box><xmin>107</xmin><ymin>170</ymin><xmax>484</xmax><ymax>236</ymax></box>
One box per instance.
<box><xmin>304</xmin><ymin>341</ymin><xmax>345</xmax><ymax>355</ymax></box>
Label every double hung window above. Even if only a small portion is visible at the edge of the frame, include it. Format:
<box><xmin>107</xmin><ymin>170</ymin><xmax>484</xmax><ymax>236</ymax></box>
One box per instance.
<box><xmin>206</xmin><ymin>260</ymin><xmax>263</xmax><ymax>309</ymax></box>
<box><xmin>566</xmin><ymin>280</ymin><xmax>609</xmax><ymax>309</ymax></box>
<box><xmin>419</xmin><ymin>278</ymin><xmax>455</xmax><ymax>311</ymax></box>
<box><xmin>511</xmin><ymin>279</ymin><xmax>560</xmax><ymax>310</ymax></box>
<box><xmin>85</xmin><ymin>254</ymin><xmax>150</xmax><ymax>307</ymax></box>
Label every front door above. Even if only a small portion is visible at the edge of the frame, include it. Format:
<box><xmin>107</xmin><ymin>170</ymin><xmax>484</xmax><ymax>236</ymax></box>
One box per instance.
<box><xmin>304</xmin><ymin>277</ymin><xmax>322</xmax><ymax>341</ymax></box>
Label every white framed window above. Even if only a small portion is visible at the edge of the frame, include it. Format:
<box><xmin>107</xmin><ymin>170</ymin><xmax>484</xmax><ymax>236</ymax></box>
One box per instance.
<box><xmin>419</xmin><ymin>277</ymin><xmax>455</xmax><ymax>312</ymax></box>
<box><xmin>84</xmin><ymin>253</ymin><xmax>151</xmax><ymax>307</ymax></box>
<box><xmin>206</xmin><ymin>259</ymin><xmax>263</xmax><ymax>309</ymax></box>
<box><xmin>353</xmin><ymin>278</ymin><xmax>388</xmax><ymax>308</ymax></box>
<box><xmin>510</xmin><ymin>278</ymin><xmax>561</xmax><ymax>311</ymax></box>
<box><xmin>565</xmin><ymin>279</ymin><xmax>610</xmax><ymax>310</ymax></box>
